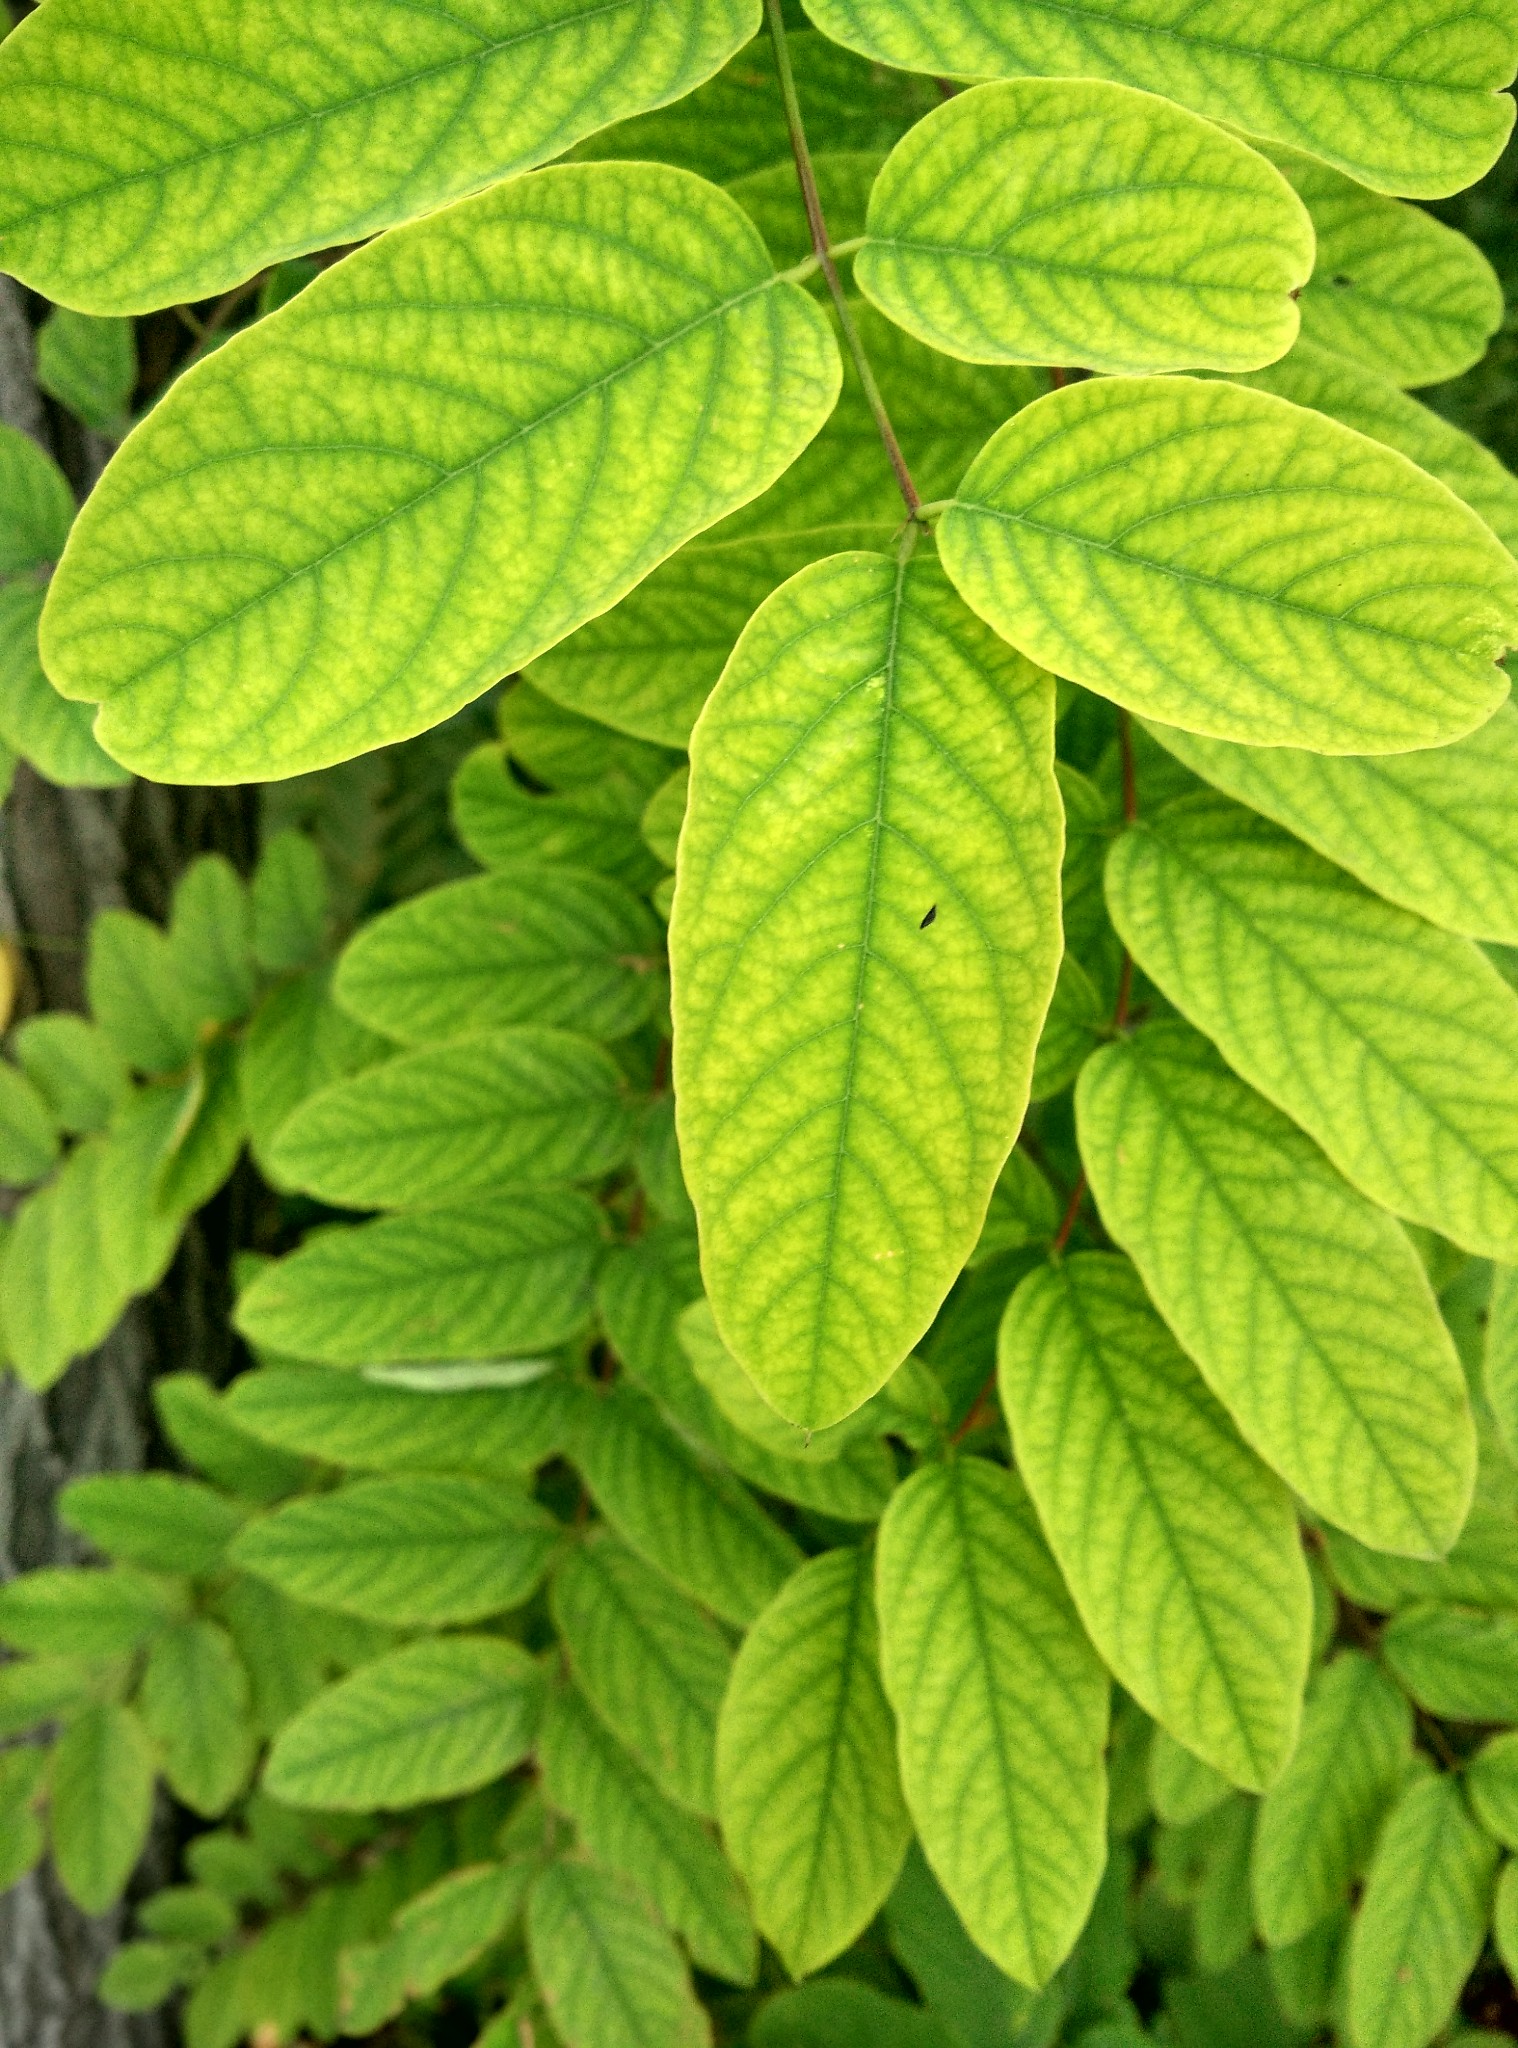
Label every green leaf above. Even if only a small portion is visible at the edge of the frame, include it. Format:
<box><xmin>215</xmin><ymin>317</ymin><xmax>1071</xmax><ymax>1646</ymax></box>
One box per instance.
<box><xmin>170</xmin><ymin>855</ymin><xmax>256</xmax><ymax>1026</ymax></box>
<box><xmin>1321</xmin><ymin>1428</ymin><xmax>1518</xmax><ymax>1612</ymax></box>
<box><xmin>139</xmin><ymin>1885</ymin><xmax>238</xmax><ymax>1944</ymax></box>
<box><xmin>334</xmin><ymin>867</ymin><xmax>664</xmax><ymax>1047</ymax></box>
<box><xmin>875</xmin><ymin>1458</ymin><xmax>1108</xmax><ymax>1987</ymax></box>
<box><xmin>140</xmin><ymin>1618</ymin><xmax>255</xmax><ymax>1818</ymax></box>
<box><xmin>1230</xmin><ymin>337</ymin><xmax>1518</xmax><ymax>554</ymax></box>
<box><xmin>677</xmin><ymin>1299</ymin><xmax>870</xmax><ymax>1462</ymax></box>
<box><xmin>0</xmin><ymin>1562</ymin><xmax>178</xmax><ymax>1656</ymax></box>
<box><xmin>672</xmin><ymin>551</ymin><xmax>1061</xmax><ymax>1428</ymax></box>
<box><xmin>1148</xmin><ymin>1729</ymin><xmax>1231</xmax><ymax>1828</ymax></box>
<box><xmin>1487</xmin><ymin>1265</ymin><xmax>1518</xmax><ymax>1465</ymax></box>
<box><xmin>1382</xmin><ymin>1603</ymin><xmax>1518</xmax><ymax>1720</ymax></box>
<box><xmin>572</xmin><ymin>1381</ymin><xmax>801</xmax><ymax>1626</ymax></box>
<box><xmin>1345</xmin><ymin>1776</ymin><xmax>1498</xmax><ymax>2048</ymax></box>
<box><xmin>886</xmin><ymin>1844</ymin><xmax>1048</xmax><ymax>2048</ymax></box>
<box><xmin>716</xmin><ymin>1544</ymin><xmax>910</xmax><ymax>1977</ymax></box>
<box><xmin>528</xmin><ymin>1858</ymin><xmax>710</xmax><ymax>2048</ymax></box>
<box><xmin>1269</xmin><ymin>144</ymin><xmax>1504</xmax><ymax>386</ymax></box>
<box><xmin>233</xmin><ymin>1192</ymin><xmax>603</xmax><ymax>1365</ymax></box>
<box><xmin>451</xmin><ymin>742</ymin><xmax>662</xmax><ymax>885</ymax></box>
<box><xmin>538</xmin><ymin>1682</ymin><xmax>757</xmax><ymax>1984</ymax></box>
<box><xmin>550</xmin><ymin>1531</ymin><xmax>731</xmax><ymax>1818</ymax></box>
<box><xmin>251</xmin><ymin>829</ymin><xmax>328</xmax><ymax>973</ymax></box>
<box><xmin>858</xmin><ymin>81</ymin><xmax>1309</xmax><ymax>374</ymax></box>
<box><xmin>1250</xmin><ymin>1650</ymin><xmax>1413</xmax><ymax>1947</ymax></box>
<box><xmin>1105</xmin><ymin>794</ymin><xmax>1518</xmax><ymax>1261</ymax></box>
<box><xmin>0</xmin><ymin>0</ymin><xmax>758</xmax><ymax>313</ymax></box>
<box><xmin>1466</xmin><ymin>1730</ymin><xmax>1518</xmax><ymax>1848</ymax></box>
<box><xmin>641</xmin><ymin>767</ymin><xmax>688</xmax><ymax>871</ymax></box>
<box><xmin>727</xmin><ymin>148</ymin><xmax>882</xmax><ymax>276</ymax></box>
<box><xmin>47</xmin><ymin>1701</ymin><xmax>154</xmax><ymax>1913</ymax></box>
<box><xmin>13</xmin><ymin>1013</ymin><xmax>127</xmax><ymax>1134</ymax></box>
<box><xmin>998</xmin><ymin>1254</ymin><xmax>1311</xmax><ymax>1788</ymax></box>
<box><xmin>1192</xmin><ymin>1796</ymin><xmax>1255</xmax><ymax>1975</ymax></box>
<box><xmin>0</xmin><ymin>1057</ymin><xmax>59</xmax><ymax>1186</ymax></box>
<box><xmin>264</xmin><ymin>1635</ymin><xmax>543</xmax><ymax>1811</ymax></box>
<box><xmin>34</xmin><ymin>309</ymin><xmax>135</xmax><ymax>429</ymax></box>
<box><xmin>59</xmin><ymin>1472</ymin><xmax>246</xmax><ymax>1575</ymax></box>
<box><xmin>42</xmin><ymin>164</ymin><xmax>840</xmax><ymax>781</ymax></box>
<box><xmin>229</xmin><ymin>1475</ymin><xmax>559</xmax><ymax>1626</ymax></box>
<box><xmin>525</xmin><ymin>307</ymin><xmax>1039</xmax><ymax>747</ymax></box>
<box><xmin>1147</xmin><ymin>700</ymin><xmax>1518</xmax><ymax>946</ymax></box>
<box><xmin>267</xmin><ymin>1028</ymin><xmax>633</xmax><ymax>1209</ymax></box>
<box><xmin>87</xmin><ymin>909</ymin><xmax>200</xmax><ymax>1074</ymax></box>
<box><xmin>98</xmin><ymin>1941</ymin><xmax>203</xmax><ymax>2014</ymax></box>
<box><xmin>939</xmin><ymin>377</ymin><xmax>1518</xmax><ymax>753</ymax></box>
<box><xmin>0</xmin><ymin>420</ymin><xmax>74</xmax><ymax>575</ymax></box>
<box><xmin>155</xmin><ymin>1372</ymin><xmax>304</xmax><ymax>1504</ymax></box>
<box><xmin>342</xmin><ymin>1861</ymin><xmax>530</xmax><ymax>2031</ymax></box>
<box><xmin>1076</xmin><ymin>1020</ymin><xmax>1474</xmax><ymax>1556</ymax></box>
<box><xmin>801</xmin><ymin>0</ymin><xmax>1517</xmax><ymax>197</ymax></box>
<box><xmin>752</xmin><ymin>1980</ymin><xmax>958</xmax><ymax>2047</ymax></box>
<box><xmin>239</xmin><ymin>968</ymin><xmax>392</xmax><ymax>1184</ymax></box>
<box><xmin>1495</xmin><ymin>1859</ymin><xmax>1518</xmax><ymax>1986</ymax></box>
<box><xmin>155</xmin><ymin>1037</ymin><xmax>247</xmax><ymax>1216</ymax></box>
<box><xmin>0</xmin><ymin>1656</ymin><xmax>98</xmax><ymax>1738</ymax></box>
<box><xmin>0</xmin><ymin>583</ymin><xmax>126</xmax><ymax>787</ymax></box>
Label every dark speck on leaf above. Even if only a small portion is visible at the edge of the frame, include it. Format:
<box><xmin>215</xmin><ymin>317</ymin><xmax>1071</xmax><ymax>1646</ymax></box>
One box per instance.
<box><xmin>1331</xmin><ymin>274</ymin><xmax>1354</xmax><ymax>288</ymax></box>
<box><xmin>920</xmin><ymin>905</ymin><xmax>937</xmax><ymax>929</ymax></box>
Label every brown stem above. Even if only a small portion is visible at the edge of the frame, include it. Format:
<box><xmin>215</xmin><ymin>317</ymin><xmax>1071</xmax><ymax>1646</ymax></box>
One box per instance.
<box><xmin>1051</xmin><ymin>1170</ymin><xmax>1088</xmax><ymax>1256</ymax></box>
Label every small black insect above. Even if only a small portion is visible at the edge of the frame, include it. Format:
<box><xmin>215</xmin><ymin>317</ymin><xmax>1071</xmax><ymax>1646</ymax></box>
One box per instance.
<box><xmin>920</xmin><ymin>905</ymin><xmax>937</xmax><ymax>929</ymax></box>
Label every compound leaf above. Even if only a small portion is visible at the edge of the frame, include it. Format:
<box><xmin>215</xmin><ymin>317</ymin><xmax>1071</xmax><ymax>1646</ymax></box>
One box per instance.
<box><xmin>672</xmin><ymin>552</ymin><xmax>1062</xmax><ymax>1428</ymax></box>
<box><xmin>1105</xmin><ymin>794</ymin><xmax>1518</xmax><ymax>1261</ymax></box>
<box><xmin>41</xmin><ymin>163</ymin><xmax>840</xmax><ymax>780</ymax></box>
<box><xmin>528</xmin><ymin>1858</ymin><xmax>710</xmax><ymax>2048</ymax></box>
<box><xmin>229</xmin><ymin>1476</ymin><xmax>560</xmax><ymax>1627</ymax></box>
<box><xmin>939</xmin><ymin>377</ymin><xmax>1518</xmax><ymax>754</ymax></box>
<box><xmin>1077</xmin><ymin>1021</ymin><xmax>1474</xmax><ymax>1556</ymax></box>
<box><xmin>998</xmin><ymin>1254</ymin><xmax>1310</xmax><ymax>1788</ymax></box>
<box><xmin>875</xmin><ymin>1459</ymin><xmax>1109</xmax><ymax>1987</ymax></box>
<box><xmin>233</xmin><ymin>1192</ymin><xmax>603</xmax><ymax>1365</ymax></box>
<box><xmin>716</xmin><ymin>1545</ymin><xmax>910</xmax><ymax>1977</ymax></box>
<box><xmin>0</xmin><ymin>0</ymin><xmax>758</xmax><ymax>313</ymax></box>
<box><xmin>1251</xmin><ymin>1651</ymin><xmax>1413</xmax><ymax>1948</ymax></box>
<box><xmin>1345</xmin><ymin>1776</ymin><xmax>1497</xmax><ymax>2048</ymax></box>
<box><xmin>265</xmin><ymin>1635</ymin><xmax>543</xmax><ymax>1810</ymax></box>
<box><xmin>858</xmin><ymin>80</ymin><xmax>1311</xmax><ymax>374</ymax></box>
<box><xmin>800</xmin><ymin>0</ymin><xmax>1518</xmax><ymax>198</ymax></box>
<box><xmin>266</xmin><ymin>1028</ymin><xmax>633</xmax><ymax>1208</ymax></box>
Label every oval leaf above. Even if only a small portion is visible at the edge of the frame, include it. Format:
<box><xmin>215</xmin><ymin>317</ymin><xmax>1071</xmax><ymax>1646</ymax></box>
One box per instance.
<box><xmin>1105</xmin><ymin>794</ymin><xmax>1518</xmax><ymax>1261</ymax></box>
<box><xmin>528</xmin><ymin>1859</ymin><xmax>710</xmax><ymax>2048</ymax></box>
<box><xmin>939</xmin><ymin>377</ymin><xmax>1518</xmax><ymax>754</ymax></box>
<box><xmin>264</xmin><ymin>1635</ymin><xmax>542</xmax><ymax>1809</ymax></box>
<box><xmin>858</xmin><ymin>80</ymin><xmax>1311</xmax><ymax>374</ymax></box>
<box><xmin>41</xmin><ymin>163</ymin><xmax>840</xmax><ymax>780</ymax></box>
<box><xmin>875</xmin><ymin>1459</ymin><xmax>1109</xmax><ymax>1988</ymax></box>
<box><xmin>0</xmin><ymin>0</ymin><xmax>757</xmax><ymax>313</ymax></box>
<box><xmin>717</xmin><ymin>1545</ymin><xmax>910</xmax><ymax>1978</ymax></box>
<box><xmin>1077</xmin><ymin>1021</ymin><xmax>1475</xmax><ymax>1556</ymax></box>
<box><xmin>998</xmin><ymin>1254</ymin><xmax>1311</xmax><ymax>1788</ymax></box>
<box><xmin>47</xmin><ymin>1701</ymin><xmax>154</xmax><ymax>1913</ymax></box>
<box><xmin>802</xmin><ymin>0</ymin><xmax>1518</xmax><ymax>198</ymax></box>
<box><xmin>672</xmin><ymin>551</ymin><xmax>1062</xmax><ymax>1428</ymax></box>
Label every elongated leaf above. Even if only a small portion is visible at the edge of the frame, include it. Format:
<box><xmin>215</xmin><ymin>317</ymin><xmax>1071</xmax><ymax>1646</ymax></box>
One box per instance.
<box><xmin>998</xmin><ymin>1254</ymin><xmax>1310</xmax><ymax>1788</ymax></box>
<box><xmin>0</xmin><ymin>421</ymin><xmax>74</xmax><ymax>576</ymax></box>
<box><xmin>528</xmin><ymin>1858</ymin><xmax>710</xmax><ymax>2048</ymax></box>
<box><xmin>717</xmin><ymin>1545</ymin><xmax>910</xmax><ymax>1977</ymax></box>
<box><xmin>539</xmin><ymin>1683</ymin><xmax>757</xmax><ymax>1984</ymax></box>
<box><xmin>1382</xmin><ymin>1603</ymin><xmax>1518</xmax><ymax>1720</ymax></box>
<box><xmin>230</xmin><ymin>1476</ymin><xmax>559</xmax><ymax>1626</ymax></box>
<box><xmin>13</xmin><ymin>1013</ymin><xmax>127</xmax><ymax>1136</ymax></box>
<box><xmin>672</xmin><ymin>552</ymin><xmax>1061</xmax><ymax>1428</ymax></box>
<box><xmin>1148</xmin><ymin>1730</ymin><xmax>1230</xmax><ymax>1829</ymax></box>
<box><xmin>875</xmin><ymin>1459</ymin><xmax>1108</xmax><ymax>1987</ymax></box>
<box><xmin>343</xmin><ymin>1861</ymin><xmax>531</xmax><ymax>2031</ymax></box>
<box><xmin>0</xmin><ymin>1059</ymin><xmax>58</xmax><ymax>1186</ymax></box>
<box><xmin>1345</xmin><ymin>1776</ymin><xmax>1497</xmax><ymax>2048</ymax></box>
<box><xmin>0</xmin><ymin>0</ymin><xmax>757</xmax><ymax>313</ymax></box>
<box><xmin>450</xmin><ymin>744</ymin><xmax>661</xmax><ymax>885</ymax></box>
<box><xmin>265</xmin><ymin>1635</ymin><xmax>542</xmax><ymax>1810</ymax></box>
<box><xmin>1321</xmin><ymin>1429</ymin><xmax>1518</xmax><ymax>1613</ymax></box>
<box><xmin>1105</xmin><ymin>795</ymin><xmax>1518</xmax><ymax>1261</ymax></box>
<box><xmin>266</xmin><ymin>1028</ymin><xmax>632</xmax><ymax>1209</ymax></box>
<box><xmin>1466</xmin><ymin>1730</ymin><xmax>1518</xmax><ymax>1848</ymax></box>
<box><xmin>42</xmin><ymin>164</ymin><xmax>840</xmax><ymax>780</ymax></box>
<box><xmin>0</xmin><ymin>1563</ymin><xmax>179</xmax><ymax>1657</ymax></box>
<box><xmin>48</xmin><ymin>1701</ymin><xmax>154</xmax><ymax>1913</ymax></box>
<box><xmin>526</xmin><ymin>308</ymin><xmax>1039</xmax><ymax>747</ymax></box>
<box><xmin>35</xmin><ymin>309</ymin><xmax>135</xmax><ymax>432</ymax></box>
<box><xmin>240</xmin><ymin>969</ymin><xmax>393</xmax><ymax>1184</ymax></box>
<box><xmin>801</xmin><ymin>0</ymin><xmax>1517</xmax><ymax>197</ymax></box>
<box><xmin>1270</xmin><ymin>144</ymin><xmax>1504</xmax><ymax>386</ymax></box>
<box><xmin>224</xmin><ymin>1364</ymin><xmax>568</xmax><ymax>1479</ymax></box>
<box><xmin>234</xmin><ymin>1192</ymin><xmax>603</xmax><ymax>1365</ymax></box>
<box><xmin>1487</xmin><ymin>1265</ymin><xmax>1518</xmax><ymax>1464</ymax></box>
<box><xmin>334</xmin><ymin>867</ymin><xmax>663</xmax><ymax>1047</ymax></box>
<box><xmin>858</xmin><ymin>80</ymin><xmax>1310</xmax><ymax>374</ymax></box>
<box><xmin>1251</xmin><ymin>1651</ymin><xmax>1412</xmax><ymax>1947</ymax></box>
<box><xmin>1231</xmin><ymin>337</ymin><xmax>1518</xmax><ymax>553</ymax></box>
<box><xmin>572</xmin><ymin>1382</ymin><xmax>800</xmax><ymax>1626</ymax></box>
<box><xmin>1077</xmin><ymin>1022</ymin><xmax>1474</xmax><ymax>1555</ymax></box>
<box><xmin>1148</xmin><ymin>702</ymin><xmax>1518</xmax><ymax>946</ymax></box>
<box><xmin>550</xmin><ymin>1532</ymin><xmax>731</xmax><ymax>1817</ymax></box>
<box><xmin>59</xmin><ymin>1471</ymin><xmax>247</xmax><ymax>1575</ymax></box>
<box><xmin>140</xmin><ymin>1618</ymin><xmax>255</xmax><ymax>1818</ymax></box>
<box><xmin>939</xmin><ymin>377</ymin><xmax>1518</xmax><ymax>754</ymax></box>
<box><xmin>153</xmin><ymin>1372</ymin><xmax>305</xmax><ymax>1505</ymax></box>
<box><xmin>0</xmin><ymin>583</ymin><xmax>124</xmax><ymax>787</ymax></box>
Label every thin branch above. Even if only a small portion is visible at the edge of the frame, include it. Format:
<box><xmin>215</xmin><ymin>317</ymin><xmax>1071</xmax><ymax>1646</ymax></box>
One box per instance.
<box><xmin>763</xmin><ymin>0</ymin><xmax>924</xmax><ymax>522</ymax></box>
<box><xmin>1051</xmin><ymin>1170</ymin><xmax>1088</xmax><ymax>1257</ymax></box>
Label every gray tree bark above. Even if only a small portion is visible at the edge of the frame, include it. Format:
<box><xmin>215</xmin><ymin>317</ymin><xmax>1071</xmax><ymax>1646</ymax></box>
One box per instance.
<box><xmin>0</xmin><ymin>276</ymin><xmax>254</xmax><ymax>2048</ymax></box>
